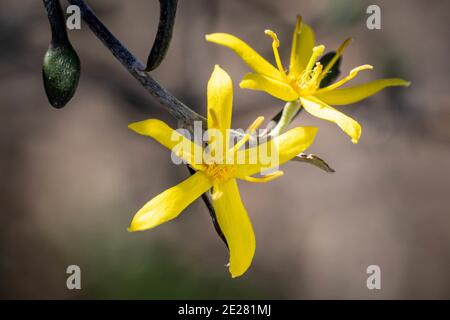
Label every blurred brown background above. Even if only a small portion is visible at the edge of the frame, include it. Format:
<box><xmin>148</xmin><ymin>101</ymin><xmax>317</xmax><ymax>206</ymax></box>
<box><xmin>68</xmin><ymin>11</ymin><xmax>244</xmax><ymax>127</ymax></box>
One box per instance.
<box><xmin>1</xmin><ymin>0</ymin><xmax>449</xmax><ymax>299</ymax></box>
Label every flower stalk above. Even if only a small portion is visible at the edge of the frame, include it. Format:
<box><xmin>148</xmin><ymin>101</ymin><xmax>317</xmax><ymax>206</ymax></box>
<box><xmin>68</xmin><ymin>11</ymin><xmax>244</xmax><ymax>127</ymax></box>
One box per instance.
<box><xmin>146</xmin><ymin>0</ymin><xmax>179</xmax><ymax>71</ymax></box>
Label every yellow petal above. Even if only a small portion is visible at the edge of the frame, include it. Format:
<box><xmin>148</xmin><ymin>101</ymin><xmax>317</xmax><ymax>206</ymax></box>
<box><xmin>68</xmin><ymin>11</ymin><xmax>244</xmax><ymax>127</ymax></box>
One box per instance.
<box><xmin>129</xmin><ymin>119</ymin><xmax>205</xmax><ymax>170</ymax></box>
<box><xmin>206</xmin><ymin>33</ymin><xmax>283</xmax><ymax>81</ymax></box>
<box><xmin>213</xmin><ymin>179</ymin><xmax>255</xmax><ymax>278</ymax></box>
<box><xmin>207</xmin><ymin>65</ymin><xmax>233</xmax><ymax>135</ymax></box>
<box><xmin>240</xmin><ymin>73</ymin><xmax>299</xmax><ymax>102</ymax></box>
<box><xmin>315</xmin><ymin>78</ymin><xmax>411</xmax><ymax>106</ymax></box>
<box><xmin>236</xmin><ymin>126</ymin><xmax>318</xmax><ymax>177</ymax></box>
<box><xmin>129</xmin><ymin>172</ymin><xmax>212</xmax><ymax>232</ymax></box>
<box><xmin>289</xmin><ymin>17</ymin><xmax>315</xmax><ymax>77</ymax></box>
<box><xmin>300</xmin><ymin>97</ymin><xmax>361</xmax><ymax>144</ymax></box>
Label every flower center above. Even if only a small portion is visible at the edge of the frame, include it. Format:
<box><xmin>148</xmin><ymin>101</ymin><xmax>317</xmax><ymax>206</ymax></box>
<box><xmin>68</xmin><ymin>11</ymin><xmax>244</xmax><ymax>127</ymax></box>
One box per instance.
<box><xmin>205</xmin><ymin>163</ymin><xmax>237</xmax><ymax>185</ymax></box>
<box><xmin>290</xmin><ymin>62</ymin><xmax>324</xmax><ymax>96</ymax></box>
<box><xmin>289</xmin><ymin>45</ymin><xmax>325</xmax><ymax>96</ymax></box>
<box><xmin>265</xmin><ymin>29</ymin><xmax>354</xmax><ymax>98</ymax></box>
<box><xmin>205</xmin><ymin>163</ymin><xmax>237</xmax><ymax>200</ymax></box>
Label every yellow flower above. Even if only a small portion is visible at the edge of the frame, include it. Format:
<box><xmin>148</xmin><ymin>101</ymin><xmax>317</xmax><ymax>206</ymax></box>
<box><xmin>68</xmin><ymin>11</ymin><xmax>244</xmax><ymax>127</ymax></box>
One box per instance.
<box><xmin>206</xmin><ymin>16</ymin><xmax>410</xmax><ymax>143</ymax></box>
<box><xmin>128</xmin><ymin>65</ymin><xmax>317</xmax><ymax>277</ymax></box>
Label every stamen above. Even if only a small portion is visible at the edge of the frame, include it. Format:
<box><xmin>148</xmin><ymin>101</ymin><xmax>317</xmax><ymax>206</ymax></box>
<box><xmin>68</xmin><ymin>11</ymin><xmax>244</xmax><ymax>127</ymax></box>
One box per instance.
<box><xmin>316</xmin><ymin>64</ymin><xmax>373</xmax><ymax>93</ymax></box>
<box><xmin>290</xmin><ymin>16</ymin><xmax>302</xmax><ymax>62</ymax></box>
<box><xmin>310</xmin><ymin>63</ymin><xmax>323</xmax><ymax>84</ymax></box>
<box><xmin>318</xmin><ymin>38</ymin><xmax>352</xmax><ymax>82</ymax></box>
<box><xmin>209</xmin><ymin>108</ymin><xmax>220</xmax><ymax>128</ymax></box>
<box><xmin>230</xmin><ymin>116</ymin><xmax>264</xmax><ymax>153</ymax></box>
<box><xmin>299</xmin><ymin>62</ymin><xmax>323</xmax><ymax>94</ymax></box>
<box><xmin>242</xmin><ymin>170</ymin><xmax>284</xmax><ymax>183</ymax></box>
<box><xmin>303</xmin><ymin>45</ymin><xmax>325</xmax><ymax>77</ymax></box>
<box><xmin>211</xmin><ymin>183</ymin><xmax>223</xmax><ymax>200</ymax></box>
<box><xmin>264</xmin><ymin>30</ymin><xmax>287</xmax><ymax>77</ymax></box>
<box><xmin>294</xmin><ymin>15</ymin><xmax>303</xmax><ymax>36</ymax></box>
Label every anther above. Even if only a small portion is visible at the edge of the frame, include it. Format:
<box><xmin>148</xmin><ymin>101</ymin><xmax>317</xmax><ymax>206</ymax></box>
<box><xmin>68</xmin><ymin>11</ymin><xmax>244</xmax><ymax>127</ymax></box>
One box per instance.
<box><xmin>304</xmin><ymin>45</ymin><xmax>325</xmax><ymax>76</ymax></box>
<box><xmin>265</xmin><ymin>30</ymin><xmax>286</xmax><ymax>76</ymax></box>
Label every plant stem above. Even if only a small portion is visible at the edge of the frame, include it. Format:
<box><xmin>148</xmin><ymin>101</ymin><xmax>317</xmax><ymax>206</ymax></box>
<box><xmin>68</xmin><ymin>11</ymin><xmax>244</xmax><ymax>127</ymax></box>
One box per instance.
<box><xmin>270</xmin><ymin>100</ymin><xmax>302</xmax><ymax>136</ymax></box>
<box><xmin>43</xmin><ymin>0</ymin><xmax>69</xmax><ymax>45</ymax></box>
<box><xmin>146</xmin><ymin>0</ymin><xmax>178</xmax><ymax>71</ymax></box>
<box><xmin>66</xmin><ymin>0</ymin><xmax>205</xmax><ymax>130</ymax></box>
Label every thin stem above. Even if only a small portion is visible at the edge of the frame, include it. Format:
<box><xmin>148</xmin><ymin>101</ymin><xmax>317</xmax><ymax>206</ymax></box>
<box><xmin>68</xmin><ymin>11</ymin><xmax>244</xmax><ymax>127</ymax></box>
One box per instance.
<box><xmin>187</xmin><ymin>167</ymin><xmax>228</xmax><ymax>248</ymax></box>
<box><xmin>269</xmin><ymin>101</ymin><xmax>302</xmax><ymax>136</ymax></box>
<box><xmin>66</xmin><ymin>0</ymin><xmax>205</xmax><ymax>130</ymax></box>
<box><xmin>146</xmin><ymin>0</ymin><xmax>178</xmax><ymax>71</ymax></box>
<box><xmin>43</xmin><ymin>0</ymin><xmax>69</xmax><ymax>45</ymax></box>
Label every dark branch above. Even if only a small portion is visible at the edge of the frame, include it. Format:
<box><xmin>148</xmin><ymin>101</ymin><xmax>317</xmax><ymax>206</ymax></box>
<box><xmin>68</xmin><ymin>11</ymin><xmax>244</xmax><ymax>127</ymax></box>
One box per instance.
<box><xmin>146</xmin><ymin>0</ymin><xmax>178</xmax><ymax>71</ymax></box>
<box><xmin>43</xmin><ymin>0</ymin><xmax>69</xmax><ymax>45</ymax></box>
<box><xmin>66</xmin><ymin>0</ymin><xmax>205</xmax><ymax>130</ymax></box>
<box><xmin>187</xmin><ymin>166</ymin><xmax>228</xmax><ymax>248</ymax></box>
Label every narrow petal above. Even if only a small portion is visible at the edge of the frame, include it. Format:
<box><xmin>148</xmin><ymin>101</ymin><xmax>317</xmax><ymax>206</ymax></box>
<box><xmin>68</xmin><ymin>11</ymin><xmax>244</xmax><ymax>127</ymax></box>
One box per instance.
<box><xmin>206</xmin><ymin>33</ymin><xmax>283</xmax><ymax>81</ymax></box>
<box><xmin>240</xmin><ymin>73</ymin><xmax>299</xmax><ymax>102</ymax></box>
<box><xmin>213</xmin><ymin>179</ymin><xmax>255</xmax><ymax>278</ymax></box>
<box><xmin>207</xmin><ymin>65</ymin><xmax>233</xmax><ymax>134</ymax></box>
<box><xmin>300</xmin><ymin>97</ymin><xmax>361</xmax><ymax>143</ymax></box>
<box><xmin>235</xmin><ymin>126</ymin><xmax>318</xmax><ymax>177</ymax></box>
<box><xmin>315</xmin><ymin>78</ymin><xmax>411</xmax><ymax>106</ymax></box>
<box><xmin>129</xmin><ymin>172</ymin><xmax>211</xmax><ymax>232</ymax></box>
<box><xmin>129</xmin><ymin>119</ymin><xmax>204</xmax><ymax>170</ymax></box>
<box><xmin>289</xmin><ymin>17</ymin><xmax>315</xmax><ymax>77</ymax></box>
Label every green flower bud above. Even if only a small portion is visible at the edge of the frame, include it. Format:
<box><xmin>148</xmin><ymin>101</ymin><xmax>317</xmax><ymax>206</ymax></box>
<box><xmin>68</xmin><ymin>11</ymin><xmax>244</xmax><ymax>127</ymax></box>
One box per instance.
<box><xmin>43</xmin><ymin>41</ymin><xmax>81</xmax><ymax>109</ymax></box>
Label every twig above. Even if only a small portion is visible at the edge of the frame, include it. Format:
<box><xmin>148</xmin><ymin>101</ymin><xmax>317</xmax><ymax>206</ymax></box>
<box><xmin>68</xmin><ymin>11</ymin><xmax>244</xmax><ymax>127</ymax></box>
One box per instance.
<box><xmin>66</xmin><ymin>0</ymin><xmax>205</xmax><ymax>130</ymax></box>
<box><xmin>187</xmin><ymin>166</ymin><xmax>228</xmax><ymax>248</ymax></box>
<box><xmin>146</xmin><ymin>0</ymin><xmax>178</xmax><ymax>71</ymax></box>
<box><xmin>43</xmin><ymin>0</ymin><xmax>69</xmax><ymax>45</ymax></box>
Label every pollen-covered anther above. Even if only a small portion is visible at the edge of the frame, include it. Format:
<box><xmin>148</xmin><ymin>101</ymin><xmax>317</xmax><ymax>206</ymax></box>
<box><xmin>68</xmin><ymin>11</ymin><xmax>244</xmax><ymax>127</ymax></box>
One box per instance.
<box><xmin>298</xmin><ymin>62</ymin><xmax>323</xmax><ymax>94</ymax></box>
<box><xmin>311</xmin><ymin>63</ymin><xmax>323</xmax><ymax>82</ymax></box>
<box><xmin>304</xmin><ymin>45</ymin><xmax>325</xmax><ymax>76</ymax></box>
<box><xmin>265</xmin><ymin>30</ymin><xmax>286</xmax><ymax>76</ymax></box>
<box><xmin>264</xmin><ymin>30</ymin><xmax>280</xmax><ymax>47</ymax></box>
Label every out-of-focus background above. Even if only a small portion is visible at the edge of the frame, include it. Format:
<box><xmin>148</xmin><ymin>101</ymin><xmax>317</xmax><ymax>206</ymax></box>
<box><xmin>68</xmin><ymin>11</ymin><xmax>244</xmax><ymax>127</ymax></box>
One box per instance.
<box><xmin>1</xmin><ymin>0</ymin><xmax>449</xmax><ymax>299</ymax></box>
